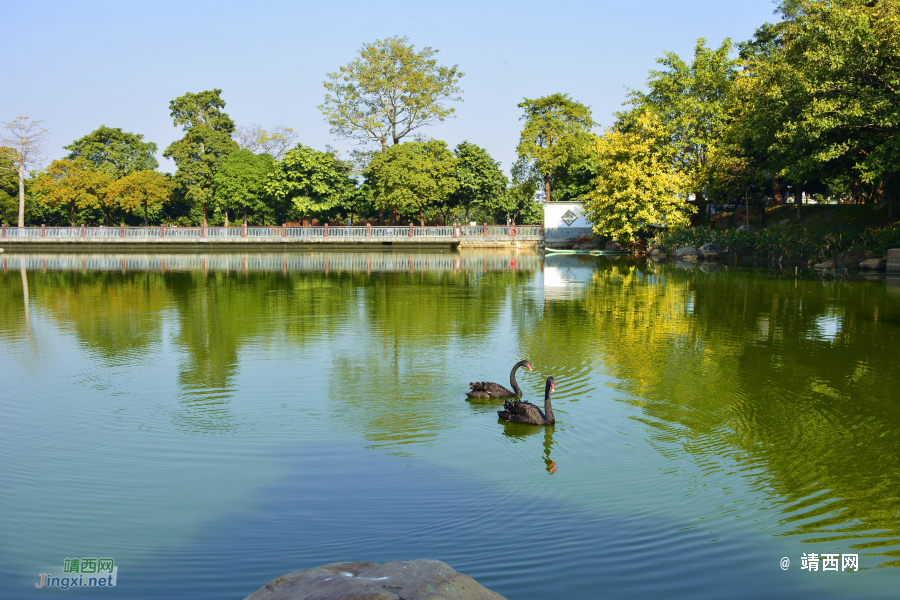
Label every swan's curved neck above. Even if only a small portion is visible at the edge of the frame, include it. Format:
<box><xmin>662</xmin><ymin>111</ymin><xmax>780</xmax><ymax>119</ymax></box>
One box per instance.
<box><xmin>509</xmin><ymin>363</ymin><xmax>523</xmax><ymax>395</ymax></box>
<box><xmin>543</xmin><ymin>382</ymin><xmax>555</xmax><ymax>424</ymax></box>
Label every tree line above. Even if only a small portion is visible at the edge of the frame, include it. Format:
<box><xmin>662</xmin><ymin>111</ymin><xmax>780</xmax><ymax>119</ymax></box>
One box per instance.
<box><xmin>6</xmin><ymin>0</ymin><xmax>897</xmax><ymax>237</ymax></box>
<box><xmin>1</xmin><ymin>36</ymin><xmax>558</xmax><ymax>228</ymax></box>
<box><xmin>583</xmin><ymin>0</ymin><xmax>900</xmax><ymax>242</ymax></box>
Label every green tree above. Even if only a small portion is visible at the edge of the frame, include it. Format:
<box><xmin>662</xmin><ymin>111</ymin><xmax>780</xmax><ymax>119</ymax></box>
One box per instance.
<box><xmin>265</xmin><ymin>144</ymin><xmax>356</xmax><ymax>224</ymax></box>
<box><xmin>0</xmin><ymin>147</ymin><xmax>22</xmax><ymax>226</ymax></box>
<box><xmin>582</xmin><ymin>110</ymin><xmax>693</xmax><ymax>244</ymax></box>
<box><xmin>163</xmin><ymin>89</ymin><xmax>238</xmax><ymax>227</ymax></box>
<box><xmin>482</xmin><ymin>157</ymin><xmax>542</xmax><ymax>225</ymax></box>
<box><xmin>64</xmin><ymin>126</ymin><xmax>158</xmax><ymax>178</ymax></box>
<box><xmin>744</xmin><ymin>0</ymin><xmax>900</xmax><ymax>218</ymax></box>
<box><xmin>32</xmin><ymin>157</ymin><xmax>115</xmax><ymax>226</ymax></box>
<box><xmin>319</xmin><ymin>36</ymin><xmax>464</xmax><ymax>151</ymax></box>
<box><xmin>516</xmin><ymin>93</ymin><xmax>594</xmax><ymax>203</ymax></box>
<box><xmin>450</xmin><ymin>141</ymin><xmax>507</xmax><ymax>223</ymax></box>
<box><xmin>627</xmin><ymin>39</ymin><xmax>739</xmax><ymax>218</ymax></box>
<box><xmin>107</xmin><ymin>170</ymin><xmax>172</xmax><ymax>226</ymax></box>
<box><xmin>212</xmin><ymin>149</ymin><xmax>275</xmax><ymax>225</ymax></box>
<box><xmin>366</xmin><ymin>140</ymin><xmax>458</xmax><ymax>226</ymax></box>
<box><xmin>0</xmin><ymin>117</ymin><xmax>49</xmax><ymax>227</ymax></box>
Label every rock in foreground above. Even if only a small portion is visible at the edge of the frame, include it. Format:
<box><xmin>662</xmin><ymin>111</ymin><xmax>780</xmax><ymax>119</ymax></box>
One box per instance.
<box><xmin>243</xmin><ymin>560</ymin><xmax>507</xmax><ymax>600</ymax></box>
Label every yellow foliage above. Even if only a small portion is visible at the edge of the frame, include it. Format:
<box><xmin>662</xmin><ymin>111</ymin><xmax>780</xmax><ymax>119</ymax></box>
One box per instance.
<box><xmin>582</xmin><ymin>110</ymin><xmax>693</xmax><ymax>243</ymax></box>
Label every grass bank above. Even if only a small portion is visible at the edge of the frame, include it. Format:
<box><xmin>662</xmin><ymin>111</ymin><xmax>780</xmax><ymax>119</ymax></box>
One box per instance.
<box><xmin>653</xmin><ymin>204</ymin><xmax>900</xmax><ymax>263</ymax></box>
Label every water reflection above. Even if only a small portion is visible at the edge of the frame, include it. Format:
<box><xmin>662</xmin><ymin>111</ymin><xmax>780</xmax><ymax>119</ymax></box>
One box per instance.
<box><xmin>2</xmin><ymin>251</ymin><xmax>899</xmax><ymax>574</ymax></box>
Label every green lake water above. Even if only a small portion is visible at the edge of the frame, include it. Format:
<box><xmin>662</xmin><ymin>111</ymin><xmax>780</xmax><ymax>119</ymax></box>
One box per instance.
<box><xmin>1</xmin><ymin>250</ymin><xmax>898</xmax><ymax>599</ymax></box>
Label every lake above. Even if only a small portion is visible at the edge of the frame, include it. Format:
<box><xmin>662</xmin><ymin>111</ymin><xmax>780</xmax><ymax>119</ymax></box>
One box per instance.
<box><xmin>1</xmin><ymin>250</ymin><xmax>898</xmax><ymax>599</ymax></box>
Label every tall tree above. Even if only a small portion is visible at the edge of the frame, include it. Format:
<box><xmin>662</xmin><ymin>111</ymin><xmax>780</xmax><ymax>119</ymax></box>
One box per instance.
<box><xmin>626</xmin><ymin>39</ymin><xmax>739</xmax><ymax>218</ymax></box>
<box><xmin>213</xmin><ymin>149</ymin><xmax>276</xmax><ymax>225</ymax></box>
<box><xmin>319</xmin><ymin>36</ymin><xmax>464</xmax><ymax>151</ymax></box>
<box><xmin>64</xmin><ymin>125</ymin><xmax>158</xmax><ymax>177</ymax></box>
<box><xmin>451</xmin><ymin>141</ymin><xmax>507</xmax><ymax>223</ymax></box>
<box><xmin>366</xmin><ymin>140</ymin><xmax>458</xmax><ymax>226</ymax></box>
<box><xmin>107</xmin><ymin>170</ymin><xmax>172</xmax><ymax>227</ymax></box>
<box><xmin>265</xmin><ymin>144</ymin><xmax>356</xmax><ymax>224</ymax></box>
<box><xmin>489</xmin><ymin>157</ymin><xmax>543</xmax><ymax>225</ymax></box>
<box><xmin>232</xmin><ymin>124</ymin><xmax>298</xmax><ymax>160</ymax></box>
<box><xmin>0</xmin><ymin>117</ymin><xmax>49</xmax><ymax>227</ymax></box>
<box><xmin>583</xmin><ymin>110</ymin><xmax>693</xmax><ymax>244</ymax></box>
<box><xmin>32</xmin><ymin>158</ymin><xmax>115</xmax><ymax>226</ymax></box>
<box><xmin>746</xmin><ymin>0</ymin><xmax>900</xmax><ymax>218</ymax></box>
<box><xmin>516</xmin><ymin>93</ymin><xmax>594</xmax><ymax>203</ymax></box>
<box><xmin>163</xmin><ymin>89</ymin><xmax>238</xmax><ymax>227</ymax></box>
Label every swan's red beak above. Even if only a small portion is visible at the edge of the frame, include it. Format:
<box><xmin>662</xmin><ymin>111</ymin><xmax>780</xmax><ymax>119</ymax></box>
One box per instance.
<box><xmin>550</xmin><ymin>382</ymin><xmax>555</xmax><ymax>390</ymax></box>
<box><xmin>527</xmin><ymin>363</ymin><xmax>532</xmax><ymax>370</ymax></box>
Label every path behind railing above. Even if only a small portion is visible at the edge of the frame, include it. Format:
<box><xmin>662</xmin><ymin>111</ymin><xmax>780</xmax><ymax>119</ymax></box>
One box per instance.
<box><xmin>0</xmin><ymin>224</ymin><xmax>543</xmax><ymax>244</ymax></box>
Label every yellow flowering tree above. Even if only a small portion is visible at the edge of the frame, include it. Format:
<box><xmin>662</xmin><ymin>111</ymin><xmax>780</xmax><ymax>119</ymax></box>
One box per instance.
<box><xmin>583</xmin><ymin>110</ymin><xmax>693</xmax><ymax>244</ymax></box>
<box><xmin>33</xmin><ymin>157</ymin><xmax>115</xmax><ymax>226</ymax></box>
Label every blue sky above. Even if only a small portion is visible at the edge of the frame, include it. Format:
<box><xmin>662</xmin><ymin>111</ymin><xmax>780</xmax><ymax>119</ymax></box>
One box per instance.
<box><xmin>7</xmin><ymin>0</ymin><xmax>779</xmax><ymax>175</ymax></box>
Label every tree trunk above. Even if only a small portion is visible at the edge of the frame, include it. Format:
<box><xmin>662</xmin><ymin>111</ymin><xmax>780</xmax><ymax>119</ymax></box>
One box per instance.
<box><xmin>419</xmin><ymin>207</ymin><xmax>425</xmax><ymax>228</ymax></box>
<box><xmin>796</xmin><ymin>182</ymin><xmax>804</xmax><ymax>221</ymax></box>
<box><xmin>71</xmin><ymin>201</ymin><xmax>76</xmax><ymax>228</ymax></box>
<box><xmin>17</xmin><ymin>167</ymin><xmax>25</xmax><ymax>228</ymax></box>
<box><xmin>224</xmin><ymin>210</ymin><xmax>229</xmax><ymax>227</ymax></box>
<box><xmin>144</xmin><ymin>199</ymin><xmax>148</xmax><ymax>227</ymax></box>
<box><xmin>744</xmin><ymin>182</ymin><xmax>750</xmax><ymax>230</ymax></box>
<box><xmin>380</xmin><ymin>138</ymin><xmax>387</xmax><ymax>152</ymax></box>
<box><xmin>544</xmin><ymin>175</ymin><xmax>552</xmax><ymax>203</ymax></box>
<box><xmin>850</xmin><ymin>175</ymin><xmax>863</xmax><ymax>204</ymax></box>
<box><xmin>871</xmin><ymin>178</ymin><xmax>884</xmax><ymax>204</ymax></box>
<box><xmin>885</xmin><ymin>173</ymin><xmax>894</xmax><ymax>221</ymax></box>
<box><xmin>772</xmin><ymin>175</ymin><xmax>783</xmax><ymax>204</ymax></box>
<box><xmin>391</xmin><ymin>206</ymin><xmax>398</xmax><ymax>226</ymax></box>
<box><xmin>695</xmin><ymin>191</ymin><xmax>708</xmax><ymax>221</ymax></box>
<box><xmin>379</xmin><ymin>209</ymin><xmax>384</xmax><ymax>226</ymax></box>
<box><xmin>203</xmin><ymin>202</ymin><xmax>208</xmax><ymax>228</ymax></box>
<box><xmin>465</xmin><ymin>205</ymin><xmax>470</xmax><ymax>223</ymax></box>
<box><xmin>243</xmin><ymin>207</ymin><xmax>247</xmax><ymax>226</ymax></box>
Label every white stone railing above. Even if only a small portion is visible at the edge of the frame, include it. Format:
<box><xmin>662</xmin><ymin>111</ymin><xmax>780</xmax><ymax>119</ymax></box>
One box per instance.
<box><xmin>0</xmin><ymin>224</ymin><xmax>544</xmax><ymax>242</ymax></box>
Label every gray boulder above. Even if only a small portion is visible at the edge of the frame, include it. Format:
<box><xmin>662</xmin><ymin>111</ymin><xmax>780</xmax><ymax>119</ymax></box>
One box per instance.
<box><xmin>778</xmin><ymin>219</ymin><xmax>790</xmax><ymax>226</ymax></box>
<box><xmin>243</xmin><ymin>560</ymin><xmax>507</xmax><ymax>600</ymax></box>
<box><xmin>699</xmin><ymin>243</ymin><xmax>723</xmax><ymax>259</ymax></box>
<box><xmin>605</xmin><ymin>240</ymin><xmax>622</xmax><ymax>251</ymax></box>
<box><xmin>858</xmin><ymin>258</ymin><xmax>886</xmax><ymax>271</ymax></box>
<box><xmin>813</xmin><ymin>260</ymin><xmax>836</xmax><ymax>269</ymax></box>
<box><xmin>674</xmin><ymin>247</ymin><xmax>699</xmax><ymax>258</ymax></box>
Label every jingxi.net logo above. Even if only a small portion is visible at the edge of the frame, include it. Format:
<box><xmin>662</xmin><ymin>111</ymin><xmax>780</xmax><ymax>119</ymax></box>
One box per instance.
<box><xmin>34</xmin><ymin>558</ymin><xmax>117</xmax><ymax>589</ymax></box>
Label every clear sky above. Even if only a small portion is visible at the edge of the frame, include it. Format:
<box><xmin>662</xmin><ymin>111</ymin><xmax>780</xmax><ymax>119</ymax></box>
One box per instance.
<box><xmin>7</xmin><ymin>0</ymin><xmax>780</xmax><ymax>175</ymax></box>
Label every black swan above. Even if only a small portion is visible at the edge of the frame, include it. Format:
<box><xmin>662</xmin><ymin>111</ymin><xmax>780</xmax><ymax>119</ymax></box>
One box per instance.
<box><xmin>498</xmin><ymin>376</ymin><xmax>556</xmax><ymax>425</ymax></box>
<box><xmin>467</xmin><ymin>360</ymin><xmax>532</xmax><ymax>398</ymax></box>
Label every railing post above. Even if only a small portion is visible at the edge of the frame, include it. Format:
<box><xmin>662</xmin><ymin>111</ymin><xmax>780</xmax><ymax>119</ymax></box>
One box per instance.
<box><xmin>541</xmin><ymin>222</ymin><xmax>545</xmax><ymax>237</ymax></box>
<box><xmin>201</xmin><ymin>224</ymin><xmax>206</xmax><ymax>238</ymax></box>
<box><xmin>241</xmin><ymin>223</ymin><xmax>246</xmax><ymax>238</ymax></box>
<box><xmin>484</xmin><ymin>223</ymin><xmax>488</xmax><ymax>238</ymax></box>
<box><xmin>282</xmin><ymin>223</ymin><xmax>286</xmax><ymax>238</ymax></box>
<box><xmin>324</xmin><ymin>223</ymin><xmax>329</xmax><ymax>237</ymax></box>
<box><xmin>1</xmin><ymin>224</ymin><xmax>5</xmax><ymax>237</ymax></box>
<box><xmin>454</xmin><ymin>225</ymin><xmax>459</xmax><ymax>238</ymax></box>
<box><xmin>41</xmin><ymin>224</ymin><xmax>45</xmax><ymax>238</ymax></box>
<box><xmin>160</xmin><ymin>224</ymin><xmax>165</xmax><ymax>238</ymax></box>
<box><xmin>409</xmin><ymin>223</ymin><xmax>414</xmax><ymax>238</ymax></box>
<box><xmin>81</xmin><ymin>224</ymin><xmax>85</xmax><ymax>238</ymax></box>
<box><xmin>120</xmin><ymin>224</ymin><xmax>125</xmax><ymax>238</ymax></box>
<box><xmin>366</xmin><ymin>223</ymin><xmax>371</xmax><ymax>238</ymax></box>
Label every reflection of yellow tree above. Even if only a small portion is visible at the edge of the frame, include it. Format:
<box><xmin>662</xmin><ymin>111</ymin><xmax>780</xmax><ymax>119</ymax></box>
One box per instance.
<box><xmin>581</xmin><ymin>261</ymin><xmax>900</xmax><ymax>565</ymax></box>
<box><xmin>8</xmin><ymin>270</ymin><xmax>169</xmax><ymax>360</ymax></box>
